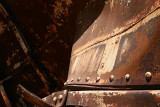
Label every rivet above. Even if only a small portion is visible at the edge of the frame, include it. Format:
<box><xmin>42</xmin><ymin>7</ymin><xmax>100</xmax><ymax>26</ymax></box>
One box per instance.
<box><xmin>53</xmin><ymin>97</ymin><xmax>57</xmax><ymax>102</ymax></box>
<box><xmin>77</xmin><ymin>77</ymin><xmax>81</xmax><ymax>81</ymax></box>
<box><xmin>145</xmin><ymin>72</ymin><xmax>152</xmax><ymax>82</ymax></box>
<box><xmin>86</xmin><ymin>77</ymin><xmax>90</xmax><ymax>82</ymax></box>
<box><xmin>71</xmin><ymin>79</ymin><xmax>74</xmax><ymax>82</ymax></box>
<box><xmin>125</xmin><ymin>74</ymin><xmax>130</xmax><ymax>82</ymax></box>
<box><xmin>52</xmin><ymin>93</ymin><xmax>55</xmax><ymax>97</ymax></box>
<box><xmin>58</xmin><ymin>95</ymin><xmax>63</xmax><ymax>101</ymax></box>
<box><xmin>66</xmin><ymin>80</ymin><xmax>69</xmax><ymax>82</ymax></box>
<box><xmin>109</xmin><ymin>75</ymin><xmax>114</xmax><ymax>82</ymax></box>
<box><xmin>63</xmin><ymin>90</ymin><xmax>67</xmax><ymax>94</ymax></box>
<box><xmin>96</xmin><ymin>77</ymin><xmax>100</xmax><ymax>82</ymax></box>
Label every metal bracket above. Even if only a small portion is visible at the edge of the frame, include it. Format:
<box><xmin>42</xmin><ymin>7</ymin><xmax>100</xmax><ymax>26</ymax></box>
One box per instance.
<box><xmin>42</xmin><ymin>90</ymin><xmax>68</xmax><ymax>107</ymax></box>
<box><xmin>17</xmin><ymin>84</ymin><xmax>68</xmax><ymax>107</ymax></box>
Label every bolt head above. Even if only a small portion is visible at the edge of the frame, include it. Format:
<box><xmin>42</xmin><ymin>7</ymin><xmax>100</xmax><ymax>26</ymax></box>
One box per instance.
<box><xmin>86</xmin><ymin>77</ymin><xmax>90</xmax><ymax>82</ymax></box>
<box><xmin>53</xmin><ymin>97</ymin><xmax>57</xmax><ymax>102</ymax></box>
<box><xmin>58</xmin><ymin>95</ymin><xmax>63</xmax><ymax>100</ymax></box>
<box><xmin>145</xmin><ymin>72</ymin><xmax>152</xmax><ymax>81</ymax></box>
<box><xmin>125</xmin><ymin>74</ymin><xmax>130</xmax><ymax>82</ymax></box>
<box><xmin>77</xmin><ymin>77</ymin><xmax>81</xmax><ymax>81</ymax></box>
<box><xmin>96</xmin><ymin>77</ymin><xmax>100</xmax><ymax>82</ymax></box>
<box><xmin>109</xmin><ymin>75</ymin><xmax>114</xmax><ymax>82</ymax></box>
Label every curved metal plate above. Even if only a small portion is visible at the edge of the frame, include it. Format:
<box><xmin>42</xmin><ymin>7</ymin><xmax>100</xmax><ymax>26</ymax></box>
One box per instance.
<box><xmin>67</xmin><ymin>0</ymin><xmax>160</xmax><ymax>87</ymax></box>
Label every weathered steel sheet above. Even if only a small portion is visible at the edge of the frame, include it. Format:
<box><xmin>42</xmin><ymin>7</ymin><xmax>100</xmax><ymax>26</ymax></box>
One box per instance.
<box><xmin>67</xmin><ymin>0</ymin><xmax>160</xmax><ymax>87</ymax></box>
<box><xmin>67</xmin><ymin>90</ymin><xmax>160</xmax><ymax>107</ymax></box>
<box><xmin>72</xmin><ymin>0</ymin><xmax>160</xmax><ymax>55</ymax></box>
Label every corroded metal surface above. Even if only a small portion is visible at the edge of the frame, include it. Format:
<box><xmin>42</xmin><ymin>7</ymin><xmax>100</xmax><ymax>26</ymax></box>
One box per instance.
<box><xmin>67</xmin><ymin>0</ymin><xmax>160</xmax><ymax>87</ymax></box>
<box><xmin>72</xmin><ymin>0</ymin><xmax>160</xmax><ymax>55</ymax></box>
<box><xmin>67</xmin><ymin>90</ymin><xmax>160</xmax><ymax>107</ymax></box>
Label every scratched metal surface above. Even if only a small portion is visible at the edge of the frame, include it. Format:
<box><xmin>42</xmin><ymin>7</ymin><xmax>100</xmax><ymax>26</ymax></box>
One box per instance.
<box><xmin>67</xmin><ymin>90</ymin><xmax>160</xmax><ymax>107</ymax></box>
<box><xmin>67</xmin><ymin>0</ymin><xmax>160</xmax><ymax>87</ymax></box>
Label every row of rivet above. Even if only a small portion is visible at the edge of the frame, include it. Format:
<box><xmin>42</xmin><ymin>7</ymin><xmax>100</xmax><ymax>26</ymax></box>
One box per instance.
<box><xmin>65</xmin><ymin>72</ymin><xmax>152</xmax><ymax>84</ymax></box>
<box><xmin>53</xmin><ymin>95</ymin><xmax>63</xmax><ymax>103</ymax></box>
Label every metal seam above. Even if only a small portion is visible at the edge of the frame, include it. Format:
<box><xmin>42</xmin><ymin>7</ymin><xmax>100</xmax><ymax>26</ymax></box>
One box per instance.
<box><xmin>72</xmin><ymin>5</ymin><xmax>160</xmax><ymax>57</ymax></box>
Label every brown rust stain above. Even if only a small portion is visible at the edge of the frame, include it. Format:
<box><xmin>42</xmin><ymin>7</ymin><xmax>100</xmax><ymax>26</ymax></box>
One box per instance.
<box><xmin>72</xmin><ymin>0</ymin><xmax>160</xmax><ymax>56</ymax></box>
<box><xmin>67</xmin><ymin>4</ymin><xmax>160</xmax><ymax>86</ymax></box>
<box><xmin>67</xmin><ymin>90</ymin><xmax>160</xmax><ymax>106</ymax></box>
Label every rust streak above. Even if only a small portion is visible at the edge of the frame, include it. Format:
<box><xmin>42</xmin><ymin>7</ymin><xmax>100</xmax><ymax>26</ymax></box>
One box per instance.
<box><xmin>72</xmin><ymin>4</ymin><xmax>160</xmax><ymax>57</ymax></box>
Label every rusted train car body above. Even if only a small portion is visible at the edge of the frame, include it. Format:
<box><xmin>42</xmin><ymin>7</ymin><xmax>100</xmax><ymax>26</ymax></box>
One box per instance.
<box><xmin>1</xmin><ymin>0</ymin><xmax>160</xmax><ymax>106</ymax></box>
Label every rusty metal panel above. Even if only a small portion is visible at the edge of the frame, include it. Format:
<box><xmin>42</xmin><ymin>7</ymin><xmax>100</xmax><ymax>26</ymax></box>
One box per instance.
<box><xmin>72</xmin><ymin>0</ymin><xmax>160</xmax><ymax>54</ymax></box>
<box><xmin>67</xmin><ymin>0</ymin><xmax>160</xmax><ymax>87</ymax></box>
<box><xmin>67</xmin><ymin>90</ymin><xmax>160</xmax><ymax>107</ymax></box>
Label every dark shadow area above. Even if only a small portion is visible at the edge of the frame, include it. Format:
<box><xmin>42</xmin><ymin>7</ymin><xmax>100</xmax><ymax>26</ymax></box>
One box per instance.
<box><xmin>0</xmin><ymin>0</ymin><xmax>105</xmax><ymax>106</ymax></box>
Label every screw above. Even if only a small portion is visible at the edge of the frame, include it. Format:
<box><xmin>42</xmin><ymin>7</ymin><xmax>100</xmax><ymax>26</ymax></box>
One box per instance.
<box><xmin>145</xmin><ymin>72</ymin><xmax>152</xmax><ymax>82</ymax></box>
<box><xmin>77</xmin><ymin>77</ymin><xmax>81</xmax><ymax>81</ymax></box>
<box><xmin>109</xmin><ymin>75</ymin><xmax>114</xmax><ymax>82</ymax></box>
<box><xmin>96</xmin><ymin>77</ymin><xmax>100</xmax><ymax>82</ymax></box>
<box><xmin>86</xmin><ymin>77</ymin><xmax>90</xmax><ymax>82</ymax></box>
<box><xmin>53</xmin><ymin>97</ymin><xmax>57</xmax><ymax>102</ymax></box>
<box><xmin>125</xmin><ymin>74</ymin><xmax>130</xmax><ymax>82</ymax></box>
<box><xmin>58</xmin><ymin>95</ymin><xmax>63</xmax><ymax>101</ymax></box>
